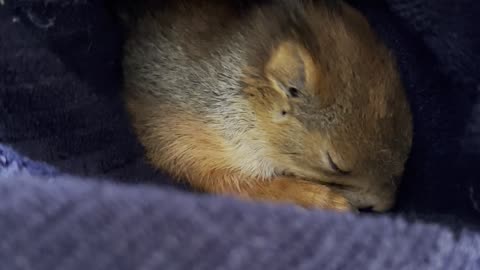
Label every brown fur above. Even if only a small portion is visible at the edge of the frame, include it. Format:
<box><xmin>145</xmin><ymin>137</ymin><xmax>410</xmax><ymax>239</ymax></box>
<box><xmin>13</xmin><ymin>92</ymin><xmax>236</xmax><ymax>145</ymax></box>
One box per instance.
<box><xmin>118</xmin><ymin>0</ymin><xmax>413</xmax><ymax>212</ymax></box>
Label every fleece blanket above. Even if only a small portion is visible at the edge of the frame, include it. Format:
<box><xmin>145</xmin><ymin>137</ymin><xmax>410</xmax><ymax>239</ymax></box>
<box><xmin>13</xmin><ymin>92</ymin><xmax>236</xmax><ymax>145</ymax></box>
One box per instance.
<box><xmin>1</xmin><ymin>0</ymin><xmax>480</xmax><ymax>269</ymax></box>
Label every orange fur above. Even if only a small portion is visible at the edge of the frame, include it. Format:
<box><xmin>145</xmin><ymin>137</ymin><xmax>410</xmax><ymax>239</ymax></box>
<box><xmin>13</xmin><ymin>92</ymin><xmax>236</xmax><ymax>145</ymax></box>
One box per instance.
<box><xmin>119</xmin><ymin>0</ymin><xmax>413</xmax><ymax>212</ymax></box>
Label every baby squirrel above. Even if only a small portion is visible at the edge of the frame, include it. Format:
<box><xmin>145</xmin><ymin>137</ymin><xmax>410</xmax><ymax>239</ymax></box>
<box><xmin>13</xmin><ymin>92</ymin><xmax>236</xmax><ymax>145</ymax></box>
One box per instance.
<box><xmin>118</xmin><ymin>0</ymin><xmax>413</xmax><ymax>212</ymax></box>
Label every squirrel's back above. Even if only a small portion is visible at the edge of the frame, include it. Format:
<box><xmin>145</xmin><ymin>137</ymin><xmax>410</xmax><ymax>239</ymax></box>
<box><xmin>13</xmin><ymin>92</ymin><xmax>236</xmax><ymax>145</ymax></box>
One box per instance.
<box><xmin>121</xmin><ymin>0</ymin><xmax>345</xmax><ymax>117</ymax></box>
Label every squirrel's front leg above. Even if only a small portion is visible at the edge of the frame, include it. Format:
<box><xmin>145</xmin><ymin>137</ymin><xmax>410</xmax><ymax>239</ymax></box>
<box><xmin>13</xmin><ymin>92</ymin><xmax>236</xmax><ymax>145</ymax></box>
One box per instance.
<box><xmin>190</xmin><ymin>171</ymin><xmax>353</xmax><ymax>211</ymax></box>
<box><xmin>240</xmin><ymin>177</ymin><xmax>353</xmax><ymax>211</ymax></box>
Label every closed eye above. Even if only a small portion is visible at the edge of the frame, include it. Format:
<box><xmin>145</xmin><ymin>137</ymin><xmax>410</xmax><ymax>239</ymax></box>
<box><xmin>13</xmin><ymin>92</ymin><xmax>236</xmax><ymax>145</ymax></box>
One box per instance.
<box><xmin>327</xmin><ymin>152</ymin><xmax>351</xmax><ymax>175</ymax></box>
<box><xmin>282</xmin><ymin>152</ymin><xmax>301</xmax><ymax>155</ymax></box>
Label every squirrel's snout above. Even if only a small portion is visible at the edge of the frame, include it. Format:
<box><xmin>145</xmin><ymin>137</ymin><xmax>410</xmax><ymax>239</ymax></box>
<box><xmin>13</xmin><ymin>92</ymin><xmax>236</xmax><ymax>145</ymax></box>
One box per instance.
<box><xmin>370</xmin><ymin>196</ymin><xmax>395</xmax><ymax>212</ymax></box>
<box><xmin>342</xmin><ymin>183</ymin><xmax>397</xmax><ymax>213</ymax></box>
<box><xmin>355</xmin><ymin>194</ymin><xmax>395</xmax><ymax>212</ymax></box>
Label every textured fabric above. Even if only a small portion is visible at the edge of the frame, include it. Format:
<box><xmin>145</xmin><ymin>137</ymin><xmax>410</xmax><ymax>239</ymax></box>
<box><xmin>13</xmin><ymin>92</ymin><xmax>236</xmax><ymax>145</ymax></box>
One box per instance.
<box><xmin>1</xmin><ymin>0</ymin><xmax>480</xmax><ymax>269</ymax></box>
<box><xmin>2</xmin><ymin>168</ymin><xmax>480</xmax><ymax>270</ymax></box>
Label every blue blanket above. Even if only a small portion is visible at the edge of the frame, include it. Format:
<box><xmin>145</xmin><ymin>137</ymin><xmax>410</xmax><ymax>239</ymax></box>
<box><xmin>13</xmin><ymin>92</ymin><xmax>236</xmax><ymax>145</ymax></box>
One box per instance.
<box><xmin>1</xmin><ymin>0</ymin><xmax>480</xmax><ymax>269</ymax></box>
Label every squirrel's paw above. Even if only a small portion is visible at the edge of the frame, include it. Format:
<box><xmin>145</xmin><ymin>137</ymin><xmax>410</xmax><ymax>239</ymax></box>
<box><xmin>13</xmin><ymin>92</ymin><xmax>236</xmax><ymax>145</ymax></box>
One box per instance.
<box><xmin>249</xmin><ymin>178</ymin><xmax>354</xmax><ymax>212</ymax></box>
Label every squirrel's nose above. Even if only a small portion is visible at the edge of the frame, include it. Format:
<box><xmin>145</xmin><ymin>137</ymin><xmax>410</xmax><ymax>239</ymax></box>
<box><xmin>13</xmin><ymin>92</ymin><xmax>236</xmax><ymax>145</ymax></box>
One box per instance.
<box><xmin>343</xmin><ymin>185</ymin><xmax>396</xmax><ymax>212</ymax></box>
<box><xmin>356</xmin><ymin>197</ymin><xmax>394</xmax><ymax>213</ymax></box>
<box><xmin>359</xmin><ymin>206</ymin><xmax>375</xmax><ymax>213</ymax></box>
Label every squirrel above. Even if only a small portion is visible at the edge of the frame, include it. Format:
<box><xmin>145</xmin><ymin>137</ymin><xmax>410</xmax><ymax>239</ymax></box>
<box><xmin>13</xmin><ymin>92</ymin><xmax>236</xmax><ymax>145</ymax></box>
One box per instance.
<box><xmin>117</xmin><ymin>0</ymin><xmax>413</xmax><ymax>212</ymax></box>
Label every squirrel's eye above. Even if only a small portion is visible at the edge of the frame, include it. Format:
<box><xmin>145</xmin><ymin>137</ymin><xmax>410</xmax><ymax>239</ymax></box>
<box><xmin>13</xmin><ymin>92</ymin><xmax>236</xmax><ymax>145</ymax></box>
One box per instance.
<box><xmin>288</xmin><ymin>87</ymin><xmax>300</xmax><ymax>97</ymax></box>
<box><xmin>327</xmin><ymin>152</ymin><xmax>350</xmax><ymax>175</ymax></box>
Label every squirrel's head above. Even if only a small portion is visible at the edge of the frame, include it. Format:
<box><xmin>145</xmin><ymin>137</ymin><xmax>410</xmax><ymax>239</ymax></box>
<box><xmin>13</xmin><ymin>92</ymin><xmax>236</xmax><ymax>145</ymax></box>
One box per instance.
<box><xmin>243</xmin><ymin>4</ymin><xmax>412</xmax><ymax>212</ymax></box>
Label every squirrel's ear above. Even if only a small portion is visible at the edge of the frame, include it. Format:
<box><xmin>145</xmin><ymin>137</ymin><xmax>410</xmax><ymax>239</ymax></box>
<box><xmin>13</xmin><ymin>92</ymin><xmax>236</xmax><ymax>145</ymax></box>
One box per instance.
<box><xmin>265</xmin><ymin>41</ymin><xmax>317</xmax><ymax>98</ymax></box>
